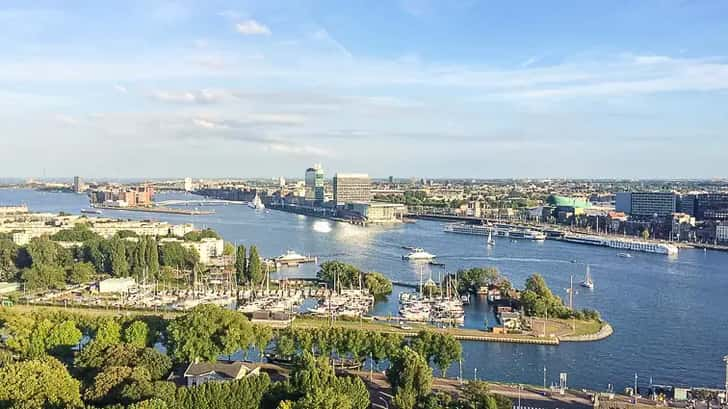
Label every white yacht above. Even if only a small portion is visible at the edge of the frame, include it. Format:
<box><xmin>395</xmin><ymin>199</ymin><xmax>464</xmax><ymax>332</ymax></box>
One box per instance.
<box><xmin>403</xmin><ymin>248</ymin><xmax>436</xmax><ymax>260</ymax></box>
<box><xmin>580</xmin><ymin>265</ymin><xmax>594</xmax><ymax>289</ymax></box>
<box><xmin>248</xmin><ymin>194</ymin><xmax>265</xmax><ymax>210</ymax></box>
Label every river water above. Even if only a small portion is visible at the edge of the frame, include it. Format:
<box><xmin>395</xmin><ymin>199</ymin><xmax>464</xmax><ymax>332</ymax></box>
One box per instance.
<box><xmin>2</xmin><ymin>188</ymin><xmax>727</xmax><ymax>391</ymax></box>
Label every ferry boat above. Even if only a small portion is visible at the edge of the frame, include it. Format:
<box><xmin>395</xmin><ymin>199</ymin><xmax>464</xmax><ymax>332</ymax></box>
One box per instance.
<box><xmin>248</xmin><ymin>194</ymin><xmax>265</xmax><ymax>210</ymax></box>
<box><xmin>444</xmin><ymin>222</ymin><xmax>547</xmax><ymax>241</ymax></box>
<box><xmin>403</xmin><ymin>248</ymin><xmax>436</xmax><ymax>260</ymax></box>
<box><xmin>617</xmin><ymin>252</ymin><xmax>632</xmax><ymax>258</ymax></box>
<box><xmin>562</xmin><ymin>233</ymin><xmax>678</xmax><ymax>255</ymax></box>
<box><xmin>81</xmin><ymin>208</ymin><xmax>102</xmax><ymax>215</ymax></box>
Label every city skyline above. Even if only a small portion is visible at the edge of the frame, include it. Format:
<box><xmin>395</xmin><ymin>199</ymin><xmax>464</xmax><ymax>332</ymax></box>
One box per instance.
<box><xmin>2</xmin><ymin>1</ymin><xmax>728</xmax><ymax>178</ymax></box>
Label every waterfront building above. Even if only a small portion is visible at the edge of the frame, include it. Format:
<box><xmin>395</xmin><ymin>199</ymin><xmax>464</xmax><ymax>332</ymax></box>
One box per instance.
<box><xmin>90</xmin><ymin>184</ymin><xmax>155</xmax><ymax>207</ymax></box>
<box><xmin>184</xmin><ymin>177</ymin><xmax>193</xmax><ymax>192</ymax></box>
<box><xmin>304</xmin><ymin>164</ymin><xmax>325</xmax><ymax>203</ymax></box>
<box><xmin>717</xmin><ymin>225</ymin><xmax>728</xmax><ymax>243</ymax></box>
<box><xmin>695</xmin><ymin>193</ymin><xmax>728</xmax><ymax>221</ymax></box>
<box><xmin>616</xmin><ymin>192</ymin><xmax>676</xmax><ymax>217</ymax></box>
<box><xmin>73</xmin><ymin>176</ymin><xmax>84</xmax><ymax>193</ymax></box>
<box><xmin>333</xmin><ymin>173</ymin><xmax>371</xmax><ymax>205</ymax></box>
<box><xmin>344</xmin><ymin>202</ymin><xmax>406</xmax><ymax>223</ymax></box>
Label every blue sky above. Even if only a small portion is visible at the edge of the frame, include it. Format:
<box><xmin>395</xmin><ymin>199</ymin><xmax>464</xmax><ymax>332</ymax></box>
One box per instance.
<box><xmin>2</xmin><ymin>0</ymin><xmax>728</xmax><ymax>179</ymax></box>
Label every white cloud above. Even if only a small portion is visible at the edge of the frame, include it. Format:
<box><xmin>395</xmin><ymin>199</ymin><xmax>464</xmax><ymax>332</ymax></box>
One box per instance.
<box><xmin>114</xmin><ymin>84</ymin><xmax>128</xmax><ymax>94</ymax></box>
<box><xmin>520</xmin><ymin>56</ymin><xmax>539</xmax><ymax>68</ymax></box>
<box><xmin>192</xmin><ymin>118</ymin><xmax>227</xmax><ymax>129</ymax></box>
<box><xmin>150</xmin><ymin>89</ymin><xmax>230</xmax><ymax>104</ymax></box>
<box><xmin>266</xmin><ymin>143</ymin><xmax>330</xmax><ymax>157</ymax></box>
<box><xmin>236</xmin><ymin>20</ymin><xmax>271</xmax><ymax>36</ymax></box>
<box><xmin>54</xmin><ymin>114</ymin><xmax>79</xmax><ymax>126</ymax></box>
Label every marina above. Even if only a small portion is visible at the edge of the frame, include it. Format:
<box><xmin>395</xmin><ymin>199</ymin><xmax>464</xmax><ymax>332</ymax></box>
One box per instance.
<box><xmin>3</xmin><ymin>189</ymin><xmax>728</xmax><ymax>391</ymax></box>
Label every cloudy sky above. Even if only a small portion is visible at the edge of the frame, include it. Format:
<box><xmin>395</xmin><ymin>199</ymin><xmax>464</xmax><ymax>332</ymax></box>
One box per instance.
<box><xmin>2</xmin><ymin>0</ymin><xmax>728</xmax><ymax>179</ymax></box>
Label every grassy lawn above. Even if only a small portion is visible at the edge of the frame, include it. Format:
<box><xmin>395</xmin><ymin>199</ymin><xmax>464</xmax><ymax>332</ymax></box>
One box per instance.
<box><xmin>529</xmin><ymin>317</ymin><xmax>603</xmax><ymax>337</ymax></box>
<box><xmin>4</xmin><ymin>303</ymin><xmax>181</xmax><ymax>319</ymax></box>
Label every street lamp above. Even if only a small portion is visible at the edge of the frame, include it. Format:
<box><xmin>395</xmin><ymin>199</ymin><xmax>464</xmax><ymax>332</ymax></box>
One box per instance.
<box><xmin>723</xmin><ymin>355</ymin><xmax>728</xmax><ymax>403</ymax></box>
<box><xmin>518</xmin><ymin>384</ymin><xmax>523</xmax><ymax>409</ymax></box>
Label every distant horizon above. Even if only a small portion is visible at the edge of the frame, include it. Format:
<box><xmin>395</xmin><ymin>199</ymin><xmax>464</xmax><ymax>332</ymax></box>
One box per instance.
<box><xmin>3</xmin><ymin>176</ymin><xmax>728</xmax><ymax>183</ymax></box>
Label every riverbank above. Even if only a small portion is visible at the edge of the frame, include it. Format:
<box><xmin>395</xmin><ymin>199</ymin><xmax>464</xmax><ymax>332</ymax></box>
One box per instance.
<box><xmin>95</xmin><ymin>205</ymin><xmax>215</xmax><ymax>216</ymax></box>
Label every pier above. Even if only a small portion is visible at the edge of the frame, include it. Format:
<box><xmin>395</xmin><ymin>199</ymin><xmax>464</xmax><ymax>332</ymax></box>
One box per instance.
<box><xmin>96</xmin><ymin>205</ymin><xmax>215</xmax><ymax>216</ymax></box>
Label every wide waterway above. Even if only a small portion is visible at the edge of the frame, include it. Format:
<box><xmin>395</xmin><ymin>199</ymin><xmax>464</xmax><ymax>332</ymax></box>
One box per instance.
<box><xmin>2</xmin><ymin>188</ymin><xmax>728</xmax><ymax>391</ymax></box>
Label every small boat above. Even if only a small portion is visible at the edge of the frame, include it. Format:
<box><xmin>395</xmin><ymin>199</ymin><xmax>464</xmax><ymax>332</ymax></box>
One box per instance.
<box><xmin>487</xmin><ymin>230</ymin><xmax>495</xmax><ymax>246</ymax></box>
<box><xmin>580</xmin><ymin>265</ymin><xmax>594</xmax><ymax>289</ymax></box>
<box><xmin>81</xmin><ymin>208</ymin><xmax>102</xmax><ymax>215</ymax></box>
<box><xmin>617</xmin><ymin>253</ymin><xmax>632</xmax><ymax>258</ymax></box>
<box><xmin>248</xmin><ymin>194</ymin><xmax>265</xmax><ymax>210</ymax></box>
<box><xmin>403</xmin><ymin>248</ymin><xmax>436</xmax><ymax>260</ymax></box>
<box><xmin>428</xmin><ymin>261</ymin><xmax>445</xmax><ymax>267</ymax></box>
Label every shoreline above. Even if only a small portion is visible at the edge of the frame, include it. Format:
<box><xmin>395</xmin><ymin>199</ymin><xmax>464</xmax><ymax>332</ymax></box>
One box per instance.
<box><xmin>4</xmin><ymin>304</ymin><xmax>610</xmax><ymax>345</ymax></box>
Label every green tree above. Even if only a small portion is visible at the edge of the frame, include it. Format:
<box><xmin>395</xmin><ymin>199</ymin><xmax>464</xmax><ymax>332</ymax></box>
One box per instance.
<box><xmin>22</xmin><ymin>263</ymin><xmax>66</xmax><ymax>290</ymax></box>
<box><xmin>364</xmin><ymin>272</ymin><xmax>393</xmax><ymax>298</ymax></box>
<box><xmin>68</xmin><ymin>261</ymin><xmax>95</xmax><ymax>284</ymax></box>
<box><xmin>223</xmin><ymin>241</ymin><xmax>236</xmax><ymax>256</ymax></box>
<box><xmin>387</xmin><ymin>346</ymin><xmax>433</xmax><ymax>409</ymax></box>
<box><xmin>166</xmin><ymin>304</ymin><xmax>253</xmax><ymax>363</ymax></box>
<box><xmin>45</xmin><ymin>319</ymin><xmax>83</xmax><ymax>356</ymax></box>
<box><xmin>109</xmin><ymin>237</ymin><xmax>129</xmax><ymax>276</ymax></box>
<box><xmin>95</xmin><ymin>318</ymin><xmax>123</xmax><ymax>349</ymax></box>
<box><xmin>26</xmin><ymin>236</ymin><xmax>71</xmax><ymax>268</ymax></box>
<box><xmin>235</xmin><ymin>245</ymin><xmax>247</xmax><ymax>284</ymax></box>
<box><xmin>432</xmin><ymin>333</ymin><xmax>462</xmax><ymax>377</ymax></box>
<box><xmin>146</xmin><ymin>237</ymin><xmax>160</xmax><ymax>277</ymax></box>
<box><xmin>276</xmin><ymin>331</ymin><xmax>297</xmax><ymax>360</ymax></box>
<box><xmin>317</xmin><ymin>261</ymin><xmax>362</xmax><ymax>290</ymax></box>
<box><xmin>0</xmin><ymin>239</ymin><xmax>19</xmax><ymax>280</ymax></box>
<box><xmin>248</xmin><ymin>245</ymin><xmax>264</xmax><ymax>286</ymax></box>
<box><xmin>0</xmin><ymin>357</ymin><xmax>83</xmax><ymax>408</ymax></box>
<box><xmin>124</xmin><ymin>320</ymin><xmax>150</xmax><ymax>348</ymax></box>
<box><xmin>253</xmin><ymin>325</ymin><xmax>273</xmax><ymax>361</ymax></box>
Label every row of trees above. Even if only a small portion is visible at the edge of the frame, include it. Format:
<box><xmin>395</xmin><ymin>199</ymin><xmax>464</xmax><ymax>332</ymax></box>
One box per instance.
<box><xmin>317</xmin><ymin>261</ymin><xmax>393</xmax><ymax>298</ymax></box>
<box><xmin>234</xmin><ymin>245</ymin><xmax>265</xmax><ymax>287</ymax></box>
<box><xmin>0</xmin><ymin>305</ymin><xmax>507</xmax><ymax>409</ymax></box>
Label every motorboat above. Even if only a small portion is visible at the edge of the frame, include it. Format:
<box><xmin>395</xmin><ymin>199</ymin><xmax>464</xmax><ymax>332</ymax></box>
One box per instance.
<box><xmin>403</xmin><ymin>248</ymin><xmax>436</xmax><ymax>260</ymax></box>
<box><xmin>617</xmin><ymin>253</ymin><xmax>632</xmax><ymax>258</ymax></box>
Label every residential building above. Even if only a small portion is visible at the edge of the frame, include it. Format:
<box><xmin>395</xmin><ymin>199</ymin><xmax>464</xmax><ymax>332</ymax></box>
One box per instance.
<box><xmin>616</xmin><ymin>192</ymin><xmax>676</xmax><ymax>217</ymax></box>
<box><xmin>333</xmin><ymin>173</ymin><xmax>371</xmax><ymax>205</ymax></box>
<box><xmin>160</xmin><ymin>237</ymin><xmax>224</xmax><ymax>264</ymax></box>
<box><xmin>183</xmin><ymin>361</ymin><xmax>260</xmax><ymax>387</ymax></box>
<box><xmin>90</xmin><ymin>185</ymin><xmax>155</xmax><ymax>207</ymax></box>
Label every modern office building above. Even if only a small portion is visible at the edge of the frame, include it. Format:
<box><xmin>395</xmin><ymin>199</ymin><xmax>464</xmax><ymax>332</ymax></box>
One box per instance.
<box><xmin>695</xmin><ymin>193</ymin><xmax>728</xmax><ymax>221</ymax></box>
<box><xmin>717</xmin><ymin>225</ymin><xmax>728</xmax><ymax>243</ymax></box>
<box><xmin>73</xmin><ymin>176</ymin><xmax>84</xmax><ymax>193</ymax></box>
<box><xmin>333</xmin><ymin>173</ymin><xmax>371</xmax><ymax>205</ymax></box>
<box><xmin>304</xmin><ymin>164</ymin><xmax>325</xmax><ymax>203</ymax></box>
<box><xmin>184</xmin><ymin>177</ymin><xmax>193</xmax><ymax>192</ymax></box>
<box><xmin>615</xmin><ymin>192</ymin><xmax>676</xmax><ymax>217</ymax></box>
